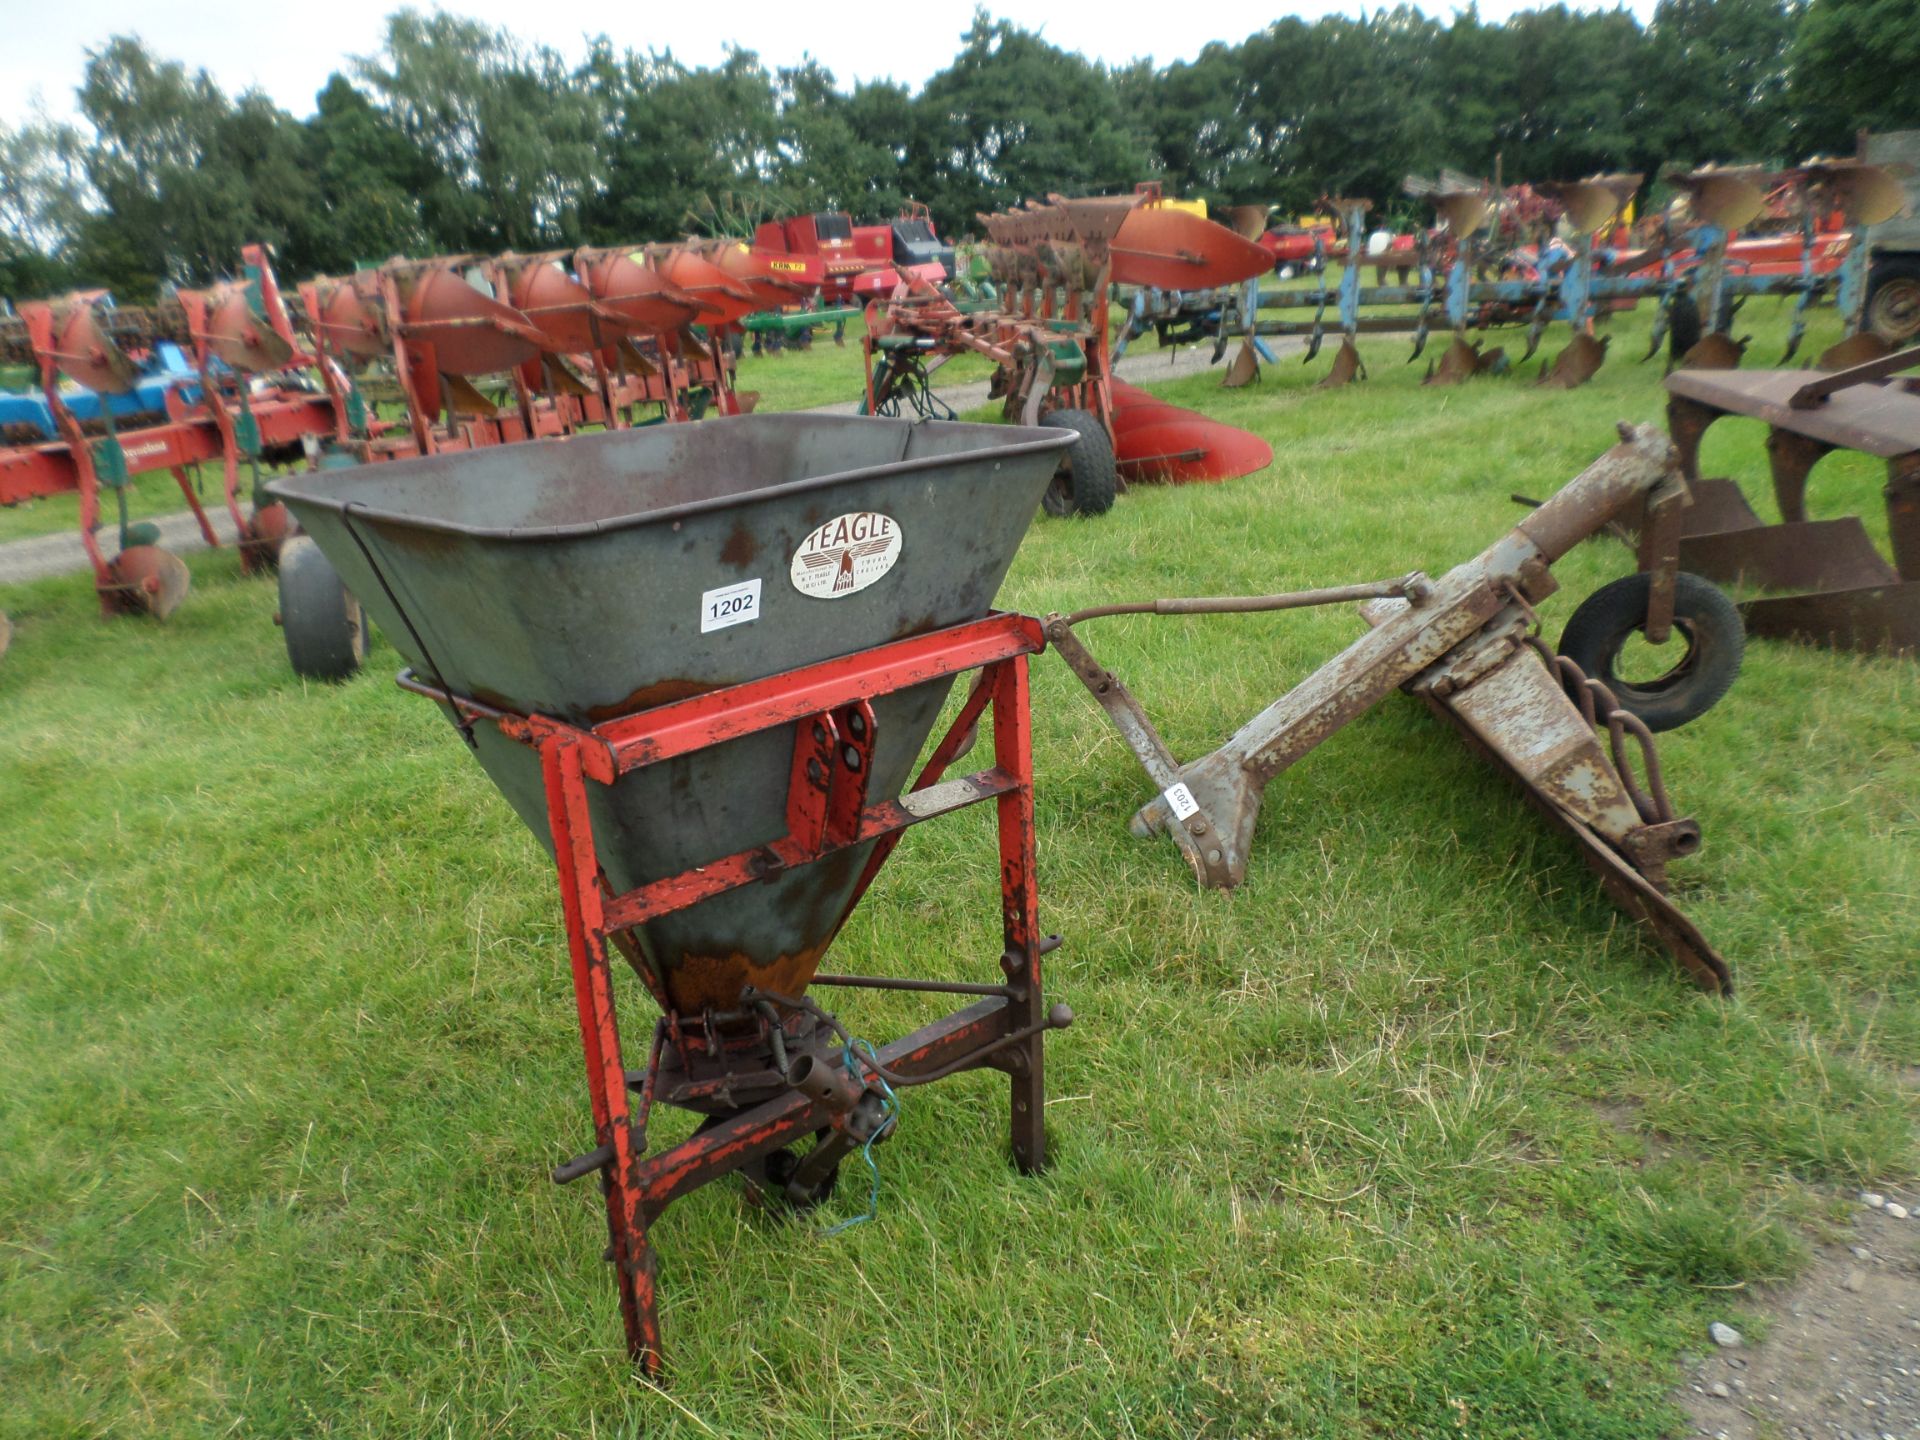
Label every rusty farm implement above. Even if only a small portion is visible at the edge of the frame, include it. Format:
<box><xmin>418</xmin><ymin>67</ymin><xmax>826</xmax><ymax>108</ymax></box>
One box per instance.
<box><xmin>1653</xmin><ymin>344</ymin><xmax>1920</xmax><ymax>656</ymax></box>
<box><xmin>0</xmin><ymin>245</ymin><xmax>340</xmax><ymax>628</ymax></box>
<box><xmin>0</xmin><ymin>227</ymin><xmax>839</xmax><ymax>672</ymax></box>
<box><xmin>861</xmin><ymin>190</ymin><xmax>1276</xmax><ymax>516</ymax></box>
<box><xmin>269</xmin><ymin>412</ymin><xmax>1079</xmax><ymax>1374</ymax></box>
<box><xmin>295</xmin><ymin>243</ymin><xmax>757</xmax><ymax>463</ymax></box>
<box><xmin>1047</xmin><ymin>423</ymin><xmax>1743</xmax><ymax>994</ymax></box>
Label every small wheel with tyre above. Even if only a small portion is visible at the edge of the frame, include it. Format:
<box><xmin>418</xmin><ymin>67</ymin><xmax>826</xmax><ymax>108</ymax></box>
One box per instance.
<box><xmin>1865</xmin><ymin>257</ymin><xmax>1920</xmax><ymax>348</ymax></box>
<box><xmin>278</xmin><ymin>536</ymin><xmax>370</xmax><ymax>681</ymax></box>
<box><xmin>1557</xmin><ymin>571</ymin><xmax>1744</xmax><ymax>733</ymax></box>
<box><xmin>1037</xmin><ymin>407</ymin><xmax>1117</xmax><ymax>518</ymax></box>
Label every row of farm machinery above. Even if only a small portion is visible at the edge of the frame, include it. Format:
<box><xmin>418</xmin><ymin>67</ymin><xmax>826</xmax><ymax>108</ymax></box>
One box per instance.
<box><xmin>3</xmin><ymin>143</ymin><xmax>1916</xmax><ymax>670</ymax></box>
<box><xmin>0</xmin><ymin>190</ymin><xmax>1275</xmax><ymax>667</ymax></box>
<box><xmin>0</xmin><ymin>235</ymin><xmax>850</xmax><ymax>669</ymax></box>
<box><xmin>1128</xmin><ymin>139</ymin><xmax>1918</xmax><ymax>394</ymax></box>
<box><xmin>1092</xmin><ymin>143</ymin><xmax>1920</xmax><ymax>657</ymax></box>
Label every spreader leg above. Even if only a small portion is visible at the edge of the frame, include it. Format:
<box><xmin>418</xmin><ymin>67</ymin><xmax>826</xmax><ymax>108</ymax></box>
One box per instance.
<box><xmin>991</xmin><ymin>655</ymin><xmax>1047</xmax><ymax>1174</ymax></box>
<box><xmin>541</xmin><ymin>738</ymin><xmax>659</xmax><ymax>1368</ymax></box>
<box><xmin>607</xmin><ymin>1182</ymin><xmax>661</xmax><ymax>1374</ymax></box>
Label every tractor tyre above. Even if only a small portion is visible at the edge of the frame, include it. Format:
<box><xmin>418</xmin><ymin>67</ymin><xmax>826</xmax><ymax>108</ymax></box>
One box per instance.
<box><xmin>1865</xmin><ymin>256</ymin><xmax>1920</xmax><ymax>348</ymax></box>
<box><xmin>1558</xmin><ymin>571</ymin><xmax>1744</xmax><ymax>733</ymax></box>
<box><xmin>279</xmin><ymin>536</ymin><xmax>370</xmax><ymax>682</ymax></box>
<box><xmin>1038</xmin><ymin>408</ymin><xmax>1117</xmax><ymax>518</ymax></box>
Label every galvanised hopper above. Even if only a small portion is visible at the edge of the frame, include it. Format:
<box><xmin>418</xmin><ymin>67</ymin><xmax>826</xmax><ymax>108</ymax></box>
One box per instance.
<box><xmin>270</xmin><ymin>413</ymin><xmax>1079</xmax><ymax>1371</ymax></box>
<box><xmin>272</xmin><ymin>413</ymin><xmax>1069</xmax><ymax>1013</ymax></box>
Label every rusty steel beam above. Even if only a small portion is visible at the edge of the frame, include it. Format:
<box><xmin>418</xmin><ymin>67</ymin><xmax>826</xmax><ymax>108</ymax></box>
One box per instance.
<box><xmin>1050</xmin><ymin>424</ymin><xmax>1733</xmax><ymax>992</ymax></box>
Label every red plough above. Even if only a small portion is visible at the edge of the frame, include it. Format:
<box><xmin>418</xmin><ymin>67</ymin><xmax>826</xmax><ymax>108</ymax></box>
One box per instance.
<box><xmin>0</xmin><ymin>245</ymin><xmax>341</xmax><ymax>621</ymax></box>
<box><xmin>862</xmin><ymin>190</ymin><xmax>1274</xmax><ymax>516</ymax></box>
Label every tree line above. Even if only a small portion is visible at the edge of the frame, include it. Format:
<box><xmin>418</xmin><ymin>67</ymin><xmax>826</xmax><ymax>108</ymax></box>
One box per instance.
<box><xmin>1</xmin><ymin>0</ymin><xmax>1914</xmax><ymax>303</ymax></box>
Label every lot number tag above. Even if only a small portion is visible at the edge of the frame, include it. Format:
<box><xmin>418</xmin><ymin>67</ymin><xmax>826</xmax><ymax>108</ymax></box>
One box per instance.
<box><xmin>790</xmin><ymin>512</ymin><xmax>902</xmax><ymax>599</ymax></box>
<box><xmin>1163</xmin><ymin>782</ymin><xmax>1200</xmax><ymax>821</ymax></box>
<box><xmin>700</xmin><ymin>578</ymin><xmax>761</xmax><ymax>633</ymax></box>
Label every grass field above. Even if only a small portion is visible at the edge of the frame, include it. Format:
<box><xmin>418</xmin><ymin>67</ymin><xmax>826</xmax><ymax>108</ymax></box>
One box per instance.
<box><xmin>1</xmin><ymin>296</ymin><xmax>1915</xmax><ymax>1438</ymax></box>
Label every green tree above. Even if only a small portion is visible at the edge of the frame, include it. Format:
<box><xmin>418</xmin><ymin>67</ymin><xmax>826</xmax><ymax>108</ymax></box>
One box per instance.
<box><xmin>301</xmin><ymin>74</ymin><xmax>433</xmax><ymax>268</ymax></box>
<box><xmin>0</xmin><ymin>117</ymin><xmax>91</xmax><ymax>296</ymax></box>
<box><xmin>1792</xmin><ymin>0</ymin><xmax>1920</xmax><ymax>152</ymax></box>
<box><xmin>1635</xmin><ymin>0</ymin><xmax>1798</xmax><ymax>171</ymax></box>
<box><xmin>912</xmin><ymin>12</ymin><xmax>1148</xmax><ymax>232</ymax></box>
<box><xmin>772</xmin><ymin>62</ymin><xmax>916</xmax><ymax>220</ymax></box>
<box><xmin>355</xmin><ymin>9</ymin><xmax>598</xmax><ymax>251</ymax></box>
<box><xmin>577</xmin><ymin>42</ymin><xmax>784</xmax><ymax>242</ymax></box>
<box><xmin>1233</xmin><ymin>11</ymin><xmax>1446</xmax><ymax>215</ymax></box>
<box><xmin>77</xmin><ymin>36</ymin><xmax>323</xmax><ymax>296</ymax></box>
<box><xmin>1125</xmin><ymin>45</ymin><xmax>1267</xmax><ymax>204</ymax></box>
<box><xmin>1425</xmin><ymin>9</ymin><xmax>1521</xmax><ymax>184</ymax></box>
<box><xmin>1492</xmin><ymin>6</ymin><xmax>1647</xmax><ymax>180</ymax></box>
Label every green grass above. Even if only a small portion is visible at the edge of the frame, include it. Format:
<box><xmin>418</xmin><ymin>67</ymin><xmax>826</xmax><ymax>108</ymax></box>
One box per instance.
<box><xmin>738</xmin><ymin>312</ymin><xmax>996</xmax><ymax>413</ymax></box>
<box><xmin>0</xmin><ymin>464</ymin><xmax>235</xmax><ymax>546</ymax></box>
<box><xmin>2</xmin><ymin>296</ymin><xmax>1916</xmax><ymax>1438</ymax></box>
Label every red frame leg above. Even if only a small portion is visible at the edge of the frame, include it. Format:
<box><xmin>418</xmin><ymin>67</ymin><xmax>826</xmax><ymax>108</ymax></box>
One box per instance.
<box><xmin>992</xmin><ymin>655</ymin><xmax>1047</xmax><ymax>1173</ymax></box>
<box><xmin>542</xmin><ymin>737</ymin><xmax>660</xmax><ymax>1370</ymax></box>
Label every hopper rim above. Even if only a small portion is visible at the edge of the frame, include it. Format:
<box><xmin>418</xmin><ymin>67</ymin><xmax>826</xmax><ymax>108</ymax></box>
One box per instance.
<box><xmin>268</xmin><ymin>415</ymin><xmax>1076</xmax><ymax>544</ymax></box>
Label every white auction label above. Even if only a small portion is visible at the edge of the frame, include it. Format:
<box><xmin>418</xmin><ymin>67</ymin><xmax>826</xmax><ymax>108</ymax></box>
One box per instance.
<box><xmin>789</xmin><ymin>511</ymin><xmax>903</xmax><ymax>599</ymax></box>
<box><xmin>1163</xmin><ymin>782</ymin><xmax>1200</xmax><ymax>821</ymax></box>
<box><xmin>700</xmin><ymin>578</ymin><xmax>761</xmax><ymax>633</ymax></box>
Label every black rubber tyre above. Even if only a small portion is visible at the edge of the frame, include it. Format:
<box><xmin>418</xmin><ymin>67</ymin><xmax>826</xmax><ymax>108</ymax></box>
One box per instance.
<box><xmin>1558</xmin><ymin>571</ymin><xmax>1744</xmax><ymax>733</ymax></box>
<box><xmin>1037</xmin><ymin>408</ymin><xmax>1118</xmax><ymax>518</ymax></box>
<box><xmin>279</xmin><ymin>536</ymin><xmax>369</xmax><ymax>682</ymax></box>
<box><xmin>1865</xmin><ymin>256</ymin><xmax>1920</xmax><ymax>347</ymax></box>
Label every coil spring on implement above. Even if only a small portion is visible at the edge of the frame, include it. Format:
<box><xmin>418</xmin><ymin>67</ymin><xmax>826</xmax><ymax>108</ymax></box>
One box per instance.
<box><xmin>1502</xmin><ymin>583</ymin><xmax>1679</xmax><ymax>829</ymax></box>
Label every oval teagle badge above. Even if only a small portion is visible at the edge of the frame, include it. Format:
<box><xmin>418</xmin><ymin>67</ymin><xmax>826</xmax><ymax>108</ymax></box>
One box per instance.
<box><xmin>790</xmin><ymin>512</ymin><xmax>903</xmax><ymax>599</ymax></box>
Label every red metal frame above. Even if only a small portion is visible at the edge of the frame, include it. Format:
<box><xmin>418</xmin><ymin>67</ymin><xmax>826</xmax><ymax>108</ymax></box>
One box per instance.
<box><xmin>1</xmin><ymin>308</ymin><xmax>337</xmax><ymax>613</ymax></box>
<box><xmin>404</xmin><ymin>612</ymin><xmax>1058</xmax><ymax>1373</ymax></box>
<box><xmin>2</xmin><ymin>244</ymin><xmax>347</xmax><ymax>610</ymax></box>
<box><xmin>297</xmin><ymin>255</ymin><xmax>746</xmax><ymax>465</ymax></box>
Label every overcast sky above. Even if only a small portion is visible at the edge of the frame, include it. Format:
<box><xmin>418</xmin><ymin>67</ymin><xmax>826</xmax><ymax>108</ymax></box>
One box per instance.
<box><xmin>0</xmin><ymin>0</ymin><xmax>1660</xmax><ymax>129</ymax></box>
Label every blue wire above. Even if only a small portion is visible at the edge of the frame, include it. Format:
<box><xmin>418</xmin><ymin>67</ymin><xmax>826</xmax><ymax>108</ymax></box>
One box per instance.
<box><xmin>817</xmin><ymin>1037</ymin><xmax>899</xmax><ymax>1238</ymax></box>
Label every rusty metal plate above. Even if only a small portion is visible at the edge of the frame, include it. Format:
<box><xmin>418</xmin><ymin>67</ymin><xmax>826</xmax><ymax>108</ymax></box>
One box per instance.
<box><xmin>502</xmin><ymin>258</ymin><xmax>627</xmax><ymax>353</ymax></box>
<box><xmin>1539</xmin><ymin>332</ymin><xmax>1609</xmax><ymax>389</ymax></box>
<box><xmin>1665</xmin><ymin>368</ymin><xmax>1920</xmax><ymax>458</ymax></box>
<box><xmin>1679</xmin><ymin>518</ymin><xmax>1901</xmax><ymax>592</ymax></box>
<box><xmin>1110</xmin><ymin>208</ymin><xmax>1273</xmax><ymax>291</ymax></box>
<box><xmin>1416</xmin><ymin>691</ymin><xmax>1731</xmax><ymax>994</ymax></box>
<box><xmin>203</xmin><ymin>285</ymin><xmax>295</xmax><ymax>374</ymax></box>
<box><xmin>577</xmin><ymin>250</ymin><xmax>704</xmax><ymax>335</ymax></box>
<box><xmin>395</xmin><ymin>266</ymin><xmax>551</xmax><ymax>376</ymax></box>
<box><xmin>1739</xmin><ymin>584</ymin><xmax>1920</xmax><ymax>655</ymax></box>
<box><xmin>1677</xmin><ymin>477</ymin><xmax>1767</xmax><ymax>537</ymax></box>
